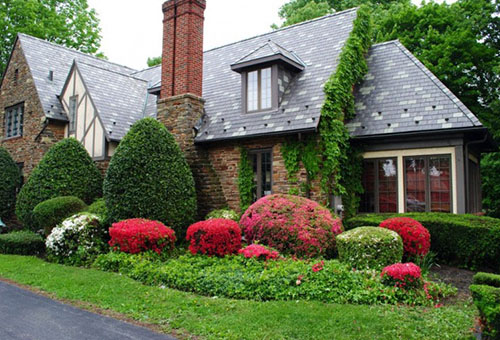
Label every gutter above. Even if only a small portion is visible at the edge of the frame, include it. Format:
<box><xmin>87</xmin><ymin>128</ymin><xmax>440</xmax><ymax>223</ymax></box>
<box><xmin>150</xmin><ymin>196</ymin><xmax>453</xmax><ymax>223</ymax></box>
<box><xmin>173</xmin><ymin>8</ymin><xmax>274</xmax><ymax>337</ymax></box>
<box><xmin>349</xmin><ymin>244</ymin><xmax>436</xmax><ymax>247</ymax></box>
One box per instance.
<box><xmin>350</xmin><ymin>126</ymin><xmax>488</xmax><ymax>141</ymax></box>
<box><xmin>193</xmin><ymin>127</ymin><xmax>317</xmax><ymax>145</ymax></box>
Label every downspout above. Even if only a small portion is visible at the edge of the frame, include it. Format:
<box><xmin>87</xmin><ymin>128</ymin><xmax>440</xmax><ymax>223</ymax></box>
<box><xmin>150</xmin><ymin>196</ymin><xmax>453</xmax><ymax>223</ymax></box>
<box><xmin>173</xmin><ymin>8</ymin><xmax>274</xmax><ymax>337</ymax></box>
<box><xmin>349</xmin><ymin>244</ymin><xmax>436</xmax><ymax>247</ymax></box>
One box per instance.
<box><xmin>464</xmin><ymin>131</ymin><xmax>488</xmax><ymax>213</ymax></box>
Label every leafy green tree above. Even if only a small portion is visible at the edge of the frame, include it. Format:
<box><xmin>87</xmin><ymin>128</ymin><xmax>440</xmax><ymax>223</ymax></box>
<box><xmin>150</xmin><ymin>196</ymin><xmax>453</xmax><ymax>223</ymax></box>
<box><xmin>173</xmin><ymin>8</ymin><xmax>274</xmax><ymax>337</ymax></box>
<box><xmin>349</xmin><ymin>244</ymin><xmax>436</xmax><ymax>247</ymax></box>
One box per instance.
<box><xmin>0</xmin><ymin>0</ymin><xmax>102</xmax><ymax>74</ymax></box>
<box><xmin>0</xmin><ymin>147</ymin><xmax>21</xmax><ymax>221</ymax></box>
<box><xmin>147</xmin><ymin>56</ymin><xmax>161</xmax><ymax>67</ymax></box>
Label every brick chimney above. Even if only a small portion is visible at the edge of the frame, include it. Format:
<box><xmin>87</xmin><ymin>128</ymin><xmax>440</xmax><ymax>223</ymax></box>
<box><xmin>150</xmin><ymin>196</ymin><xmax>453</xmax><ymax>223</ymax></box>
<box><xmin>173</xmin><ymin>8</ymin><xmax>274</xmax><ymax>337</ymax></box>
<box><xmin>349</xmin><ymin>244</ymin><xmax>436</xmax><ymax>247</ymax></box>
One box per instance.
<box><xmin>161</xmin><ymin>0</ymin><xmax>206</xmax><ymax>98</ymax></box>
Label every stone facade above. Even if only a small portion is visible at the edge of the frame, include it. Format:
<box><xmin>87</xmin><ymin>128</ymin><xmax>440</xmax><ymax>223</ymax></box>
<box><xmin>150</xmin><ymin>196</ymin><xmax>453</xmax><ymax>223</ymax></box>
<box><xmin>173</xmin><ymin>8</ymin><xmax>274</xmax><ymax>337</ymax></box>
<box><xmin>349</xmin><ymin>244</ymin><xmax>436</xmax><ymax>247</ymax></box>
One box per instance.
<box><xmin>0</xmin><ymin>40</ymin><xmax>65</xmax><ymax>180</ymax></box>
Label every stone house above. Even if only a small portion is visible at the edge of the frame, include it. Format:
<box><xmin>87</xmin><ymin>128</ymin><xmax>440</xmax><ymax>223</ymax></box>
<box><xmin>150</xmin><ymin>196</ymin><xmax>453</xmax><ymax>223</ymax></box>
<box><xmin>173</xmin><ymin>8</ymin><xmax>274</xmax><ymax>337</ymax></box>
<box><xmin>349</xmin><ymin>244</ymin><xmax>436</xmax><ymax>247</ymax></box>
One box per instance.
<box><xmin>0</xmin><ymin>0</ymin><xmax>493</xmax><ymax>217</ymax></box>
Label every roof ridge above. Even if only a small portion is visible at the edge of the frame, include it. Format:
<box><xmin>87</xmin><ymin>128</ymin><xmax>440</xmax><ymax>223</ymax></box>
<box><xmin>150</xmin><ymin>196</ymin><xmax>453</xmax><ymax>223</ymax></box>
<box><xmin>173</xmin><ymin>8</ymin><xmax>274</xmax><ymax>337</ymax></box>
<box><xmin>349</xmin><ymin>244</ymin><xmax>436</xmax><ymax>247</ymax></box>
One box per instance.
<box><xmin>131</xmin><ymin>64</ymin><xmax>161</xmax><ymax>75</ymax></box>
<box><xmin>17</xmin><ymin>33</ymin><xmax>137</xmax><ymax>72</ymax></box>
<box><xmin>204</xmin><ymin>7</ymin><xmax>359</xmax><ymax>54</ymax></box>
<box><xmin>392</xmin><ymin>41</ymin><xmax>480</xmax><ymax>127</ymax></box>
<box><xmin>75</xmin><ymin>60</ymin><xmax>148</xmax><ymax>83</ymax></box>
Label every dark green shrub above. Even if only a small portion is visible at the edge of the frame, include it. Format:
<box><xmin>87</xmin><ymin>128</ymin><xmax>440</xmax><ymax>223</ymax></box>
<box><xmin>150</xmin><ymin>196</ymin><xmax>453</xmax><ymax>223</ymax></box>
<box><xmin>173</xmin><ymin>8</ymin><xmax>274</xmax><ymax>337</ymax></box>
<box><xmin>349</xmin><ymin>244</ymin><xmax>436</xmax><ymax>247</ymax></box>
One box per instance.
<box><xmin>86</xmin><ymin>198</ymin><xmax>109</xmax><ymax>225</ymax></box>
<box><xmin>103</xmin><ymin>118</ymin><xmax>196</xmax><ymax>236</ymax></box>
<box><xmin>33</xmin><ymin>196</ymin><xmax>87</xmax><ymax>235</ymax></box>
<box><xmin>0</xmin><ymin>147</ymin><xmax>21</xmax><ymax>220</ymax></box>
<box><xmin>474</xmin><ymin>272</ymin><xmax>500</xmax><ymax>289</ymax></box>
<box><xmin>345</xmin><ymin>213</ymin><xmax>500</xmax><ymax>269</ymax></box>
<box><xmin>0</xmin><ymin>231</ymin><xmax>45</xmax><ymax>255</ymax></box>
<box><xmin>16</xmin><ymin>138</ymin><xmax>102</xmax><ymax>230</ymax></box>
<box><xmin>470</xmin><ymin>284</ymin><xmax>500</xmax><ymax>339</ymax></box>
<box><xmin>336</xmin><ymin>227</ymin><xmax>403</xmax><ymax>270</ymax></box>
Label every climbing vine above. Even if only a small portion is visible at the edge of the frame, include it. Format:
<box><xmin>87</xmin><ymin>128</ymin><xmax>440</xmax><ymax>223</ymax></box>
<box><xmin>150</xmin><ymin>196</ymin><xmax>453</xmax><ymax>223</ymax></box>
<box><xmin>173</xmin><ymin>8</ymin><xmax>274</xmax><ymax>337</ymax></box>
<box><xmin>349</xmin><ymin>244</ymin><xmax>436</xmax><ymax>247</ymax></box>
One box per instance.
<box><xmin>237</xmin><ymin>147</ymin><xmax>255</xmax><ymax>213</ymax></box>
<box><xmin>281</xmin><ymin>6</ymin><xmax>372</xmax><ymax>217</ymax></box>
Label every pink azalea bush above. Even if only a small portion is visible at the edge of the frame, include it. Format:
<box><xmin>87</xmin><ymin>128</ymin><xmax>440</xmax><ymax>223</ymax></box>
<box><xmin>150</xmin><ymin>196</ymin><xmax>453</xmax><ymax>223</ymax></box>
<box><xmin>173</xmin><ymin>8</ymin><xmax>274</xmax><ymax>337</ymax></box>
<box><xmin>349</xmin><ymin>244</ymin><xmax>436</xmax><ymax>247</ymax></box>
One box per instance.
<box><xmin>238</xmin><ymin>244</ymin><xmax>279</xmax><ymax>260</ymax></box>
<box><xmin>381</xmin><ymin>262</ymin><xmax>423</xmax><ymax>289</ymax></box>
<box><xmin>239</xmin><ymin>194</ymin><xmax>343</xmax><ymax>258</ymax></box>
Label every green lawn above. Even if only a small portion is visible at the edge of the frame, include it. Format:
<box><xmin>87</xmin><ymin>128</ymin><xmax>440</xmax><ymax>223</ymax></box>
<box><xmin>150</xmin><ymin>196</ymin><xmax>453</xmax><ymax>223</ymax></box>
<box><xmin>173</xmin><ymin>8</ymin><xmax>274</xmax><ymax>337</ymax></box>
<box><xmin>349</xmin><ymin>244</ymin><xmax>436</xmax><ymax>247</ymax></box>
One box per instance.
<box><xmin>0</xmin><ymin>255</ymin><xmax>476</xmax><ymax>340</ymax></box>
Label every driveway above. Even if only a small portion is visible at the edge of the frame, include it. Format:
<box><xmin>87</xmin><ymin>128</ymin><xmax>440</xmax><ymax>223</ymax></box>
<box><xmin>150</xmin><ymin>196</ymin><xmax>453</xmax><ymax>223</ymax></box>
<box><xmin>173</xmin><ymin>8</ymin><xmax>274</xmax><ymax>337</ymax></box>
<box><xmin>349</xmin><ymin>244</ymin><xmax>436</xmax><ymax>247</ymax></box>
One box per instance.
<box><xmin>0</xmin><ymin>280</ymin><xmax>176</xmax><ymax>340</ymax></box>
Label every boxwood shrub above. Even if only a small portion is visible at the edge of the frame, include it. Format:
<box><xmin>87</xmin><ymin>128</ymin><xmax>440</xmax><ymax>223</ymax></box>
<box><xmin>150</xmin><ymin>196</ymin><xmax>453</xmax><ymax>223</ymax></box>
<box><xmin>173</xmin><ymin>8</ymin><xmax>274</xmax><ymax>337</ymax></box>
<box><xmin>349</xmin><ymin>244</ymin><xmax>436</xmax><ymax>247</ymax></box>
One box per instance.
<box><xmin>0</xmin><ymin>147</ymin><xmax>21</xmax><ymax>220</ymax></box>
<box><xmin>470</xmin><ymin>283</ymin><xmax>500</xmax><ymax>339</ymax></box>
<box><xmin>336</xmin><ymin>227</ymin><xmax>403</xmax><ymax>269</ymax></box>
<box><xmin>33</xmin><ymin>196</ymin><xmax>87</xmax><ymax>235</ymax></box>
<box><xmin>0</xmin><ymin>231</ymin><xmax>45</xmax><ymax>255</ymax></box>
<box><xmin>474</xmin><ymin>272</ymin><xmax>500</xmax><ymax>289</ymax></box>
<box><xmin>86</xmin><ymin>198</ymin><xmax>110</xmax><ymax>226</ymax></box>
<box><xmin>345</xmin><ymin>213</ymin><xmax>500</xmax><ymax>269</ymax></box>
<box><xmin>16</xmin><ymin>138</ymin><xmax>102</xmax><ymax>230</ymax></box>
<box><xmin>103</xmin><ymin>118</ymin><xmax>197</xmax><ymax>236</ymax></box>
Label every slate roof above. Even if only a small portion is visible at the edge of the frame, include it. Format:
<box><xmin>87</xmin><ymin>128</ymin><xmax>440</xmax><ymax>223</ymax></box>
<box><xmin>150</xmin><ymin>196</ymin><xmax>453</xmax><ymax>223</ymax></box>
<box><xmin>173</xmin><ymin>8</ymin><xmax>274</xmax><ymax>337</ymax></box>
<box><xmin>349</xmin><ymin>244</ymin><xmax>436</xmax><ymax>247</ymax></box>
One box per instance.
<box><xmin>194</xmin><ymin>8</ymin><xmax>358</xmax><ymax>142</ymax></box>
<box><xmin>346</xmin><ymin>40</ymin><xmax>482</xmax><ymax>137</ymax></box>
<box><xmin>74</xmin><ymin>61</ymin><xmax>156</xmax><ymax>141</ymax></box>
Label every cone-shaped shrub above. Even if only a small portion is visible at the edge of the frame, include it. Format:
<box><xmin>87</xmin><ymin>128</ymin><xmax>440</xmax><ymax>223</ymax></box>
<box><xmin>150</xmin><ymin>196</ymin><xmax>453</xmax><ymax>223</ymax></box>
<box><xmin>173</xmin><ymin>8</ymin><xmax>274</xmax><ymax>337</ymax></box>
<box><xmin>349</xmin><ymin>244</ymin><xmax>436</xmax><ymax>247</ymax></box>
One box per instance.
<box><xmin>0</xmin><ymin>147</ymin><xmax>21</xmax><ymax>220</ymax></box>
<box><xmin>16</xmin><ymin>138</ymin><xmax>102</xmax><ymax>230</ymax></box>
<box><xmin>103</xmin><ymin>118</ymin><xmax>197</xmax><ymax>235</ymax></box>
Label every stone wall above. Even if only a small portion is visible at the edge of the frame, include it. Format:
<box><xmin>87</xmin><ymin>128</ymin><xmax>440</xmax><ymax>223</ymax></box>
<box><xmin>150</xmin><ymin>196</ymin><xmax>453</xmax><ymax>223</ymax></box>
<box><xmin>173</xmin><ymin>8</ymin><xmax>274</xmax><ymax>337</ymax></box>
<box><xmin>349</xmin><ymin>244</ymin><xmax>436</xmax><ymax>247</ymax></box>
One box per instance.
<box><xmin>0</xmin><ymin>40</ymin><xmax>65</xmax><ymax>180</ymax></box>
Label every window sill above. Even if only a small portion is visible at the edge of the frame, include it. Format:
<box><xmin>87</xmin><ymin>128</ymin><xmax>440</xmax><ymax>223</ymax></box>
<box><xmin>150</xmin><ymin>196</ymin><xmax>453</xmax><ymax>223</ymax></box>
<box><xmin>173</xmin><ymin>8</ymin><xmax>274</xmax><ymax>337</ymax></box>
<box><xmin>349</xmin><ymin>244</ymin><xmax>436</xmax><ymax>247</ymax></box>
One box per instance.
<box><xmin>3</xmin><ymin>135</ymin><xmax>23</xmax><ymax>142</ymax></box>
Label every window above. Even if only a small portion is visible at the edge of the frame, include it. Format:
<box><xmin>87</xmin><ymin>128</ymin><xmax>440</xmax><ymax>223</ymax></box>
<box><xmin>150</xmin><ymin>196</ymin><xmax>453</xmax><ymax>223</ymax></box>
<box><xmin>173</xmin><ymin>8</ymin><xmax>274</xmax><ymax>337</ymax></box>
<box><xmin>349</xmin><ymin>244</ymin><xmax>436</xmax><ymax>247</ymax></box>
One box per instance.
<box><xmin>360</xmin><ymin>158</ymin><xmax>398</xmax><ymax>213</ymax></box>
<box><xmin>69</xmin><ymin>96</ymin><xmax>78</xmax><ymax>132</ymax></box>
<box><xmin>250</xmin><ymin>150</ymin><xmax>272</xmax><ymax>201</ymax></box>
<box><xmin>247</xmin><ymin>67</ymin><xmax>272</xmax><ymax>112</ymax></box>
<box><xmin>404</xmin><ymin>155</ymin><xmax>451</xmax><ymax>213</ymax></box>
<box><xmin>4</xmin><ymin>103</ymin><xmax>24</xmax><ymax>138</ymax></box>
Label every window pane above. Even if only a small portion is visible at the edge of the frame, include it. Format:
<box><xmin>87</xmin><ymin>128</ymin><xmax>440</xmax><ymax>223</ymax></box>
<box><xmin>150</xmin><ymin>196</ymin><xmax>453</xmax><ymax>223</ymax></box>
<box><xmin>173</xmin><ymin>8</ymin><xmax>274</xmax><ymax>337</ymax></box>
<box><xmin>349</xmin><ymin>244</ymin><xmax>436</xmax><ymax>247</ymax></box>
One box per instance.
<box><xmin>261</xmin><ymin>151</ymin><xmax>272</xmax><ymax>196</ymax></box>
<box><xmin>247</xmin><ymin>71</ymin><xmax>258</xmax><ymax>111</ymax></box>
<box><xmin>260</xmin><ymin>68</ymin><xmax>272</xmax><ymax>109</ymax></box>
<box><xmin>5</xmin><ymin>105</ymin><xmax>23</xmax><ymax>138</ymax></box>
<box><xmin>69</xmin><ymin>97</ymin><xmax>77</xmax><ymax>131</ymax></box>
<box><xmin>405</xmin><ymin>157</ymin><xmax>426</xmax><ymax>212</ymax></box>
<box><xmin>429</xmin><ymin>156</ymin><xmax>451</xmax><ymax>212</ymax></box>
<box><xmin>360</xmin><ymin>160</ymin><xmax>375</xmax><ymax>212</ymax></box>
<box><xmin>251</xmin><ymin>153</ymin><xmax>258</xmax><ymax>201</ymax></box>
<box><xmin>378</xmin><ymin>158</ymin><xmax>398</xmax><ymax>212</ymax></box>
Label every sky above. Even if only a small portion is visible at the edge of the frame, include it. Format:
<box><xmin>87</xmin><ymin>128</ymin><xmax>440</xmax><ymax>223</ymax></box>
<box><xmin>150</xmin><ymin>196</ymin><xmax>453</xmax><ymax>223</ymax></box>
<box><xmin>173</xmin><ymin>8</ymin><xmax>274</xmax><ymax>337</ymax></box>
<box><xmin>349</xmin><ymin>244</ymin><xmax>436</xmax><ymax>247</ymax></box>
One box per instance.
<box><xmin>87</xmin><ymin>0</ymin><xmax>454</xmax><ymax>70</ymax></box>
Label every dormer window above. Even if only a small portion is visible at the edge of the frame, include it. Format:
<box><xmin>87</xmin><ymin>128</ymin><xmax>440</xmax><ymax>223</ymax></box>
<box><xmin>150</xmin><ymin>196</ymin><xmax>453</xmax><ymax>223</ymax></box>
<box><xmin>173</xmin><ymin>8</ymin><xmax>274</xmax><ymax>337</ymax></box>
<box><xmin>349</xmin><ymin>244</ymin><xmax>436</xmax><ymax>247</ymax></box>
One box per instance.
<box><xmin>247</xmin><ymin>67</ymin><xmax>272</xmax><ymax>112</ymax></box>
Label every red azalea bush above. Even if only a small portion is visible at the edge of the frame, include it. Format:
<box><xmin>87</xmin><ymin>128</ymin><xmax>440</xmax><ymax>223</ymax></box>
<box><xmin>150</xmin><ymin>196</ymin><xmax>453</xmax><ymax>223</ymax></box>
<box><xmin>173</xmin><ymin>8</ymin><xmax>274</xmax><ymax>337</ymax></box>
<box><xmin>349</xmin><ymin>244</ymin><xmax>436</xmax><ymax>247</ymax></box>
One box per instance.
<box><xmin>379</xmin><ymin>217</ymin><xmax>430</xmax><ymax>257</ymax></box>
<box><xmin>186</xmin><ymin>218</ymin><xmax>241</xmax><ymax>257</ymax></box>
<box><xmin>239</xmin><ymin>194</ymin><xmax>343</xmax><ymax>258</ymax></box>
<box><xmin>109</xmin><ymin>218</ymin><xmax>176</xmax><ymax>255</ymax></box>
<box><xmin>381</xmin><ymin>262</ymin><xmax>423</xmax><ymax>289</ymax></box>
<box><xmin>239</xmin><ymin>244</ymin><xmax>279</xmax><ymax>260</ymax></box>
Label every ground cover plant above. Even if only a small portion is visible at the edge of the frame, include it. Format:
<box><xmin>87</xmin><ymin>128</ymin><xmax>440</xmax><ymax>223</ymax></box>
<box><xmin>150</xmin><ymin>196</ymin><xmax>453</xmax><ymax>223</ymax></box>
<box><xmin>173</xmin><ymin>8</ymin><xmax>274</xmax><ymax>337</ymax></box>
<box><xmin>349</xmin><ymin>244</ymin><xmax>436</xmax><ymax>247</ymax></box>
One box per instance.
<box><xmin>0</xmin><ymin>255</ymin><xmax>477</xmax><ymax>340</ymax></box>
<box><xmin>0</xmin><ymin>231</ymin><xmax>44</xmax><ymax>255</ymax></box>
<box><xmin>32</xmin><ymin>196</ymin><xmax>87</xmax><ymax>236</ymax></box>
<box><xmin>0</xmin><ymin>146</ymin><xmax>21</xmax><ymax>221</ymax></box>
<box><xmin>345</xmin><ymin>213</ymin><xmax>500</xmax><ymax>269</ymax></box>
<box><xmin>240</xmin><ymin>194</ymin><xmax>343</xmax><ymax>258</ymax></box>
<box><xmin>93</xmin><ymin>252</ymin><xmax>455</xmax><ymax>306</ymax></box>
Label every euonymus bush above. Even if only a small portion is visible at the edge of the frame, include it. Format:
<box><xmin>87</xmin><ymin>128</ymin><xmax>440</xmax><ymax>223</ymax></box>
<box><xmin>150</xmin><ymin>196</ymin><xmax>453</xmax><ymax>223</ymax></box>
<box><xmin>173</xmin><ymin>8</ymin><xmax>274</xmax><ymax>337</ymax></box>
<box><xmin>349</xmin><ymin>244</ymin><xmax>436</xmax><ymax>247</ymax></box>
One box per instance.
<box><xmin>0</xmin><ymin>147</ymin><xmax>21</xmax><ymax>220</ymax></box>
<box><xmin>103</xmin><ymin>118</ymin><xmax>196</xmax><ymax>236</ymax></box>
<box><xmin>16</xmin><ymin>138</ymin><xmax>102</xmax><ymax>230</ymax></box>
<box><xmin>93</xmin><ymin>252</ymin><xmax>455</xmax><ymax>306</ymax></box>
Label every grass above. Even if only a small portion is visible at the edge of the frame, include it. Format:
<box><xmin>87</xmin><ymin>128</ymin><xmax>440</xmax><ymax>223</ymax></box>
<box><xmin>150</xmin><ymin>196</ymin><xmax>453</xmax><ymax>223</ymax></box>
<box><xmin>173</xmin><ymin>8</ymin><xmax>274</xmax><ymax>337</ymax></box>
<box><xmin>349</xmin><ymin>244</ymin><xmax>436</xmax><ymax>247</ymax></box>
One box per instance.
<box><xmin>0</xmin><ymin>255</ymin><xmax>476</xmax><ymax>340</ymax></box>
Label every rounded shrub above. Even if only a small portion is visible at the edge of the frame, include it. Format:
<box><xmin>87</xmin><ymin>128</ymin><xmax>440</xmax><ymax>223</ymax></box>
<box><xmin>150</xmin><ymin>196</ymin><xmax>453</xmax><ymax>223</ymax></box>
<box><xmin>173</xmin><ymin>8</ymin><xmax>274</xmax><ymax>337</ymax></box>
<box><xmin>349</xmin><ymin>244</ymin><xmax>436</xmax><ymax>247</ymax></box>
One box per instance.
<box><xmin>379</xmin><ymin>217</ymin><xmax>430</xmax><ymax>258</ymax></box>
<box><xmin>206</xmin><ymin>208</ymin><xmax>239</xmax><ymax>222</ymax></box>
<box><xmin>239</xmin><ymin>244</ymin><xmax>279</xmax><ymax>260</ymax></box>
<box><xmin>239</xmin><ymin>194</ymin><xmax>343</xmax><ymax>258</ymax></box>
<box><xmin>336</xmin><ymin>227</ymin><xmax>403</xmax><ymax>269</ymax></box>
<box><xmin>103</xmin><ymin>118</ymin><xmax>197</xmax><ymax>236</ymax></box>
<box><xmin>33</xmin><ymin>196</ymin><xmax>87</xmax><ymax>236</ymax></box>
<box><xmin>0</xmin><ymin>147</ymin><xmax>21</xmax><ymax>220</ymax></box>
<box><xmin>86</xmin><ymin>198</ymin><xmax>109</xmax><ymax>225</ymax></box>
<box><xmin>46</xmin><ymin>213</ymin><xmax>108</xmax><ymax>265</ymax></box>
<box><xmin>381</xmin><ymin>262</ymin><xmax>423</xmax><ymax>289</ymax></box>
<box><xmin>186</xmin><ymin>218</ymin><xmax>241</xmax><ymax>257</ymax></box>
<box><xmin>109</xmin><ymin>218</ymin><xmax>176</xmax><ymax>255</ymax></box>
<box><xmin>16</xmin><ymin>138</ymin><xmax>102</xmax><ymax>230</ymax></box>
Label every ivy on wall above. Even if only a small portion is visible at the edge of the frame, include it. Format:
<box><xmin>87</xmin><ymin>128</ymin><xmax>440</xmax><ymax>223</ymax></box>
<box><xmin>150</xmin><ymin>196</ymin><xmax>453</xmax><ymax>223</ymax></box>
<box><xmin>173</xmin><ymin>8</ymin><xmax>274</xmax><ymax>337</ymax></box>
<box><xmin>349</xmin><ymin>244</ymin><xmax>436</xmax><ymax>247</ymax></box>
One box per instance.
<box><xmin>237</xmin><ymin>147</ymin><xmax>255</xmax><ymax>212</ymax></box>
<box><xmin>281</xmin><ymin>6</ymin><xmax>372</xmax><ymax>218</ymax></box>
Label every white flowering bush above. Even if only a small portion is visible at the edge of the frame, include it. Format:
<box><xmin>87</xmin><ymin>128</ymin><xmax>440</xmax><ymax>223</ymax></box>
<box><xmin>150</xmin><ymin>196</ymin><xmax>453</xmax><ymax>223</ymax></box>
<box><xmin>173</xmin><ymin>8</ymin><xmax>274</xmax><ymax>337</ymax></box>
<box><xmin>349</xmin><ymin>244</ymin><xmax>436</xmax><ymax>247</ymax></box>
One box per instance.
<box><xmin>46</xmin><ymin>213</ymin><xmax>108</xmax><ymax>266</ymax></box>
<box><xmin>206</xmin><ymin>209</ymin><xmax>239</xmax><ymax>222</ymax></box>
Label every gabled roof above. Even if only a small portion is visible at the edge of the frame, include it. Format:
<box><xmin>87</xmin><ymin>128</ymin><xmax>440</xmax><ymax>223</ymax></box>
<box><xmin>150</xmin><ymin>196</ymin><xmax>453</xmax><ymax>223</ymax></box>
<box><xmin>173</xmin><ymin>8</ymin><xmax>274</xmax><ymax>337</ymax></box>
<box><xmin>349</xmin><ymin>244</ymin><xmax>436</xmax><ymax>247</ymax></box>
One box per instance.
<box><xmin>194</xmin><ymin>8</ymin><xmax>359</xmax><ymax>143</ymax></box>
<box><xmin>347</xmin><ymin>40</ymin><xmax>482</xmax><ymax>137</ymax></box>
<box><xmin>72</xmin><ymin>61</ymin><xmax>156</xmax><ymax>141</ymax></box>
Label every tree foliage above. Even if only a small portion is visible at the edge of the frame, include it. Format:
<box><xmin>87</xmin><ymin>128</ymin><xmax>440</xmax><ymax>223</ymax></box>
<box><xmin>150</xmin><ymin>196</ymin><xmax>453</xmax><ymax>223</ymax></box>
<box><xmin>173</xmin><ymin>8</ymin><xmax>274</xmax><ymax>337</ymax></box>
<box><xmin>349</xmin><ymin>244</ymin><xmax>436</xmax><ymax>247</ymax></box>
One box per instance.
<box><xmin>0</xmin><ymin>147</ymin><xmax>21</xmax><ymax>220</ymax></box>
<box><xmin>0</xmin><ymin>0</ymin><xmax>102</xmax><ymax>74</ymax></box>
<box><xmin>147</xmin><ymin>56</ymin><xmax>161</xmax><ymax>67</ymax></box>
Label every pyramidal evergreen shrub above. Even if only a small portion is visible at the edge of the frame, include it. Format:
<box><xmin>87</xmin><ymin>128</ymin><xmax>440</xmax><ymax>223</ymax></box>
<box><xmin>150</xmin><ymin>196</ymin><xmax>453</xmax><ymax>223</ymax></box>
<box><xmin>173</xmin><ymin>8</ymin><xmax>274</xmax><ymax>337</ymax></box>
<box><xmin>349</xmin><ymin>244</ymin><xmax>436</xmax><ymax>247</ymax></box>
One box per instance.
<box><xmin>103</xmin><ymin>118</ymin><xmax>197</xmax><ymax>236</ymax></box>
<box><xmin>0</xmin><ymin>147</ymin><xmax>21</xmax><ymax>220</ymax></box>
<box><xmin>16</xmin><ymin>138</ymin><xmax>102</xmax><ymax>230</ymax></box>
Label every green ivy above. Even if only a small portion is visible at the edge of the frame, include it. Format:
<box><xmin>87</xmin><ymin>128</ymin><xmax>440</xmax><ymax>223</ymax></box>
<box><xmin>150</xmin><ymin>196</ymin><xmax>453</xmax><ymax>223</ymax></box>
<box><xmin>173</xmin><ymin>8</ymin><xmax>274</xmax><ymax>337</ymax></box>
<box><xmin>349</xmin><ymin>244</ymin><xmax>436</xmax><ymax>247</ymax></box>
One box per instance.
<box><xmin>237</xmin><ymin>147</ymin><xmax>255</xmax><ymax>213</ymax></box>
<box><xmin>280</xmin><ymin>6</ymin><xmax>372</xmax><ymax>217</ymax></box>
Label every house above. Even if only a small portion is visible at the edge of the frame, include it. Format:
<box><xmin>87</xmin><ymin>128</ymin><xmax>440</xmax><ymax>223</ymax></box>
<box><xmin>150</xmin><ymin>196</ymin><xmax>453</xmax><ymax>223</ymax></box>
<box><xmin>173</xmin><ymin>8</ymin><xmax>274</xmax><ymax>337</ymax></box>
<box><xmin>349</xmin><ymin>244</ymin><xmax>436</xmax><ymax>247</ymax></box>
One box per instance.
<box><xmin>0</xmin><ymin>0</ymin><xmax>493</xmax><ymax>217</ymax></box>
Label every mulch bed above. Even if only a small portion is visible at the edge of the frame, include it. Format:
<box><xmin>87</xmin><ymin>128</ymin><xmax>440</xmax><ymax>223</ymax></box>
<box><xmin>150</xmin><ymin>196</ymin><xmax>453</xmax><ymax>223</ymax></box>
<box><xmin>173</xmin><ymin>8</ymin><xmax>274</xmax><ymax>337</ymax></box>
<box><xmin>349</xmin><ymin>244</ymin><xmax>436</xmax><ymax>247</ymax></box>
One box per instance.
<box><xmin>430</xmin><ymin>264</ymin><xmax>475</xmax><ymax>301</ymax></box>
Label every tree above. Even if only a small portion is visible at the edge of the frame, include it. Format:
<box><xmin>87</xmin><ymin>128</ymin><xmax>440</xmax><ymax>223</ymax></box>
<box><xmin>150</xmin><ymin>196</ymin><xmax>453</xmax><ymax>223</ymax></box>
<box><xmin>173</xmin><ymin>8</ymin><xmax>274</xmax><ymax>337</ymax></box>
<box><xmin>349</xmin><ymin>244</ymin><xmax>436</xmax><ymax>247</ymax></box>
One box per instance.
<box><xmin>0</xmin><ymin>0</ymin><xmax>102</xmax><ymax>75</ymax></box>
<box><xmin>103</xmin><ymin>118</ymin><xmax>197</xmax><ymax>236</ymax></box>
<box><xmin>147</xmin><ymin>56</ymin><xmax>161</xmax><ymax>67</ymax></box>
<box><xmin>16</xmin><ymin>138</ymin><xmax>103</xmax><ymax>230</ymax></box>
<box><xmin>0</xmin><ymin>147</ymin><xmax>21</xmax><ymax>221</ymax></box>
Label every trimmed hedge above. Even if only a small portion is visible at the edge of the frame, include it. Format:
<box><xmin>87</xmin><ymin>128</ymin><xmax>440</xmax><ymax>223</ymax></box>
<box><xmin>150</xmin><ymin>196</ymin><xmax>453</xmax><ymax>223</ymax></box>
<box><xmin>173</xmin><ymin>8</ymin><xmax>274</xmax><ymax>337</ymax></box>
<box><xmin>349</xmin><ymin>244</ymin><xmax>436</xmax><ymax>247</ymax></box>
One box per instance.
<box><xmin>474</xmin><ymin>272</ymin><xmax>500</xmax><ymax>289</ymax></box>
<box><xmin>103</xmin><ymin>118</ymin><xmax>197</xmax><ymax>236</ymax></box>
<box><xmin>470</xmin><ymin>284</ymin><xmax>500</xmax><ymax>339</ymax></box>
<box><xmin>33</xmin><ymin>196</ymin><xmax>87</xmax><ymax>235</ymax></box>
<box><xmin>16</xmin><ymin>138</ymin><xmax>102</xmax><ymax>230</ymax></box>
<box><xmin>345</xmin><ymin>213</ymin><xmax>500</xmax><ymax>269</ymax></box>
<box><xmin>337</xmin><ymin>227</ymin><xmax>403</xmax><ymax>270</ymax></box>
<box><xmin>0</xmin><ymin>231</ymin><xmax>45</xmax><ymax>255</ymax></box>
<box><xmin>0</xmin><ymin>147</ymin><xmax>21</xmax><ymax>220</ymax></box>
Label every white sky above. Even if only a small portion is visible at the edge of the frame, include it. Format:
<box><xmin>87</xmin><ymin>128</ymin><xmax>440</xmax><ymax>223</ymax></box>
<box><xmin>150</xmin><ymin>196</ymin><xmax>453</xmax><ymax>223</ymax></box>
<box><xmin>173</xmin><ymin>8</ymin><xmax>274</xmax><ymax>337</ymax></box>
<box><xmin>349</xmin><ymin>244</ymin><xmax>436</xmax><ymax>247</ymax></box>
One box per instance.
<box><xmin>87</xmin><ymin>0</ymin><xmax>453</xmax><ymax>70</ymax></box>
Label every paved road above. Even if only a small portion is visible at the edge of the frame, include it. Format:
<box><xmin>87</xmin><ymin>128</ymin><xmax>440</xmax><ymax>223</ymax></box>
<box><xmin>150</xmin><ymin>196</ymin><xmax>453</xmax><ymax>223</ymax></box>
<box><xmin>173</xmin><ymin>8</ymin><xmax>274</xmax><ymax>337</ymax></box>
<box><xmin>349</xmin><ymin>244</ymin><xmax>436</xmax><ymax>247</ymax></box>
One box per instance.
<box><xmin>0</xmin><ymin>280</ymin><xmax>176</xmax><ymax>340</ymax></box>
